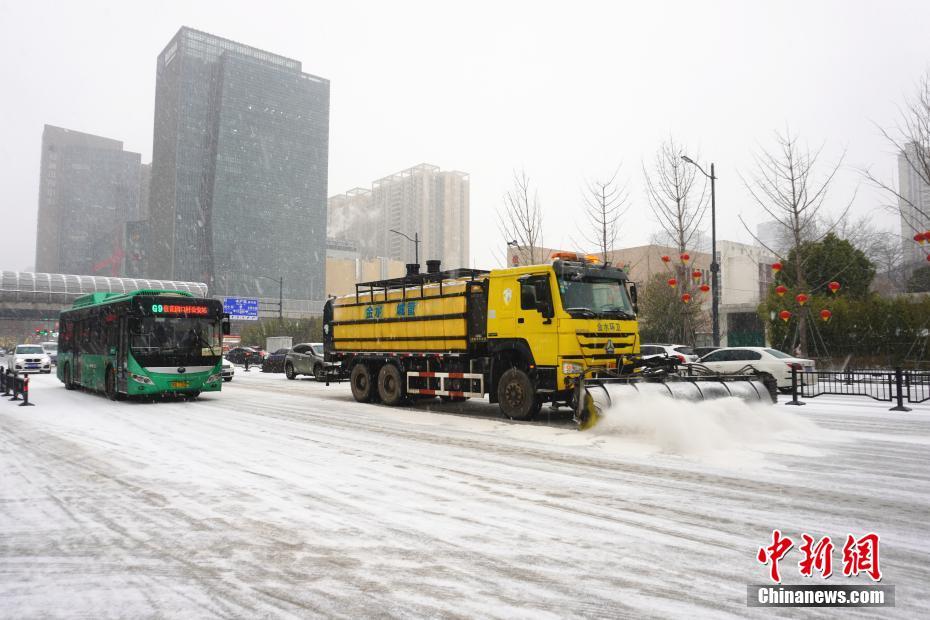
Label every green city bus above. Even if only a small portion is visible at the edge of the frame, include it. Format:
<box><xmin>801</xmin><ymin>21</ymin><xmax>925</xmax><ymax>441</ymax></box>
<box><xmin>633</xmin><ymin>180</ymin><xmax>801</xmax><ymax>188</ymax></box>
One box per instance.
<box><xmin>57</xmin><ymin>289</ymin><xmax>230</xmax><ymax>399</ymax></box>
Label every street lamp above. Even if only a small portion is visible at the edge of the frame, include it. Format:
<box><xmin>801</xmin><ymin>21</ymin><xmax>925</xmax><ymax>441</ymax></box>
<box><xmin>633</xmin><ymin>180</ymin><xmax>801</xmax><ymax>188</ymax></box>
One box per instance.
<box><xmin>256</xmin><ymin>274</ymin><xmax>284</xmax><ymax>320</ymax></box>
<box><xmin>681</xmin><ymin>155</ymin><xmax>719</xmax><ymax>347</ymax></box>
<box><xmin>389</xmin><ymin>229</ymin><xmax>420</xmax><ymax>266</ymax></box>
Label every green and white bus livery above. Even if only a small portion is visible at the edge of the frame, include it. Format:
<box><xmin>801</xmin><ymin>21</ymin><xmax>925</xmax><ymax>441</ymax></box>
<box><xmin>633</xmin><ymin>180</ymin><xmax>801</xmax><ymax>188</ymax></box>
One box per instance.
<box><xmin>57</xmin><ymin>289</ymin><xmax>230</xmax><ymax>399</ymax></box>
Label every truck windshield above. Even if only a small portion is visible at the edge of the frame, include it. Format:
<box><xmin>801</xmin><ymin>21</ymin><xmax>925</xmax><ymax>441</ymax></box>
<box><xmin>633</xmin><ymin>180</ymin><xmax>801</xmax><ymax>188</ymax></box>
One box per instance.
<box><xmin>556</xmin><ymin>276</ymin><xmax>634</xmax><ymax>318</ymax></box>
<box><xmin>130</xmin><ymin>317</ymin><xmax>222</xmax><ymax>367</ymax></box>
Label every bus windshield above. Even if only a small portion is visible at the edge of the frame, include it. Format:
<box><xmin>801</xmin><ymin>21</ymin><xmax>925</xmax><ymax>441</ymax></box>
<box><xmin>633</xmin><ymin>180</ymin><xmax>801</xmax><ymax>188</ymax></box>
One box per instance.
<box><xmin>130</xmin><ymin>317</ymin><xmax>222</xmax><ymax>367</ymax></box>
<box><xmin>556</xmin><ymin>275</ymin><xmax>635</xmax><ymax>319</ymax></box>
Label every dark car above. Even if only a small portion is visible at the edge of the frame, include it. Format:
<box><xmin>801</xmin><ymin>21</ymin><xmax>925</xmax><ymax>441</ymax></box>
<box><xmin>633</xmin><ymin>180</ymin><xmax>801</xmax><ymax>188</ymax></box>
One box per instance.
<box><xmin>693</xmin><ymin>346</ymin><xmax>719</xmax><ymax>359</ymax></box>
<box><xmin>261</xmin><ymin>348</ymin><xmax>290</xmax><ymax>373</ymax></box>
<box><xmin>226</xmin><ymin>346</ymin><xmax>262</xmax><ymax>365</ymax></box>
<box><xmin>285</xmin><ymin>342</ymin><xmax>337</xmax><ymax>380</ymax></box>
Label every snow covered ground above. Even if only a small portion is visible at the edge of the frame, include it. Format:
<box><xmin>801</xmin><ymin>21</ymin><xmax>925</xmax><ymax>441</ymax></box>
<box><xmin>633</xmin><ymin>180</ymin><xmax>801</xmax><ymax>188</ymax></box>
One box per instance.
<box><xmin>1</xmin><ymin>369</ymin><xmax>928</xmax><ymax>618</ymax></box>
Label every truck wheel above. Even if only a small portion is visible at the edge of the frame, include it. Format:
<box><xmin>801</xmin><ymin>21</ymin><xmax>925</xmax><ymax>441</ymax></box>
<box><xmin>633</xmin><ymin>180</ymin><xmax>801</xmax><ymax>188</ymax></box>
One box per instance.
<box><xmin>377</xmin><ymin>364</ymin><xmax>406</xmax><ymax>406</ymax></box>
<box><xmin>497</xmin><ymin>367</ymin><xmax>541</xmax><ymax>420</ymax></box>
<box><xmin>285</xmin><ymin>362</ymin><xmax>296</xmax><ymax>380</ymax></box>
<box><xmin>350</xmin><ymin>363</ymin><xmax>375</xmax><ymax>402</ymax></box>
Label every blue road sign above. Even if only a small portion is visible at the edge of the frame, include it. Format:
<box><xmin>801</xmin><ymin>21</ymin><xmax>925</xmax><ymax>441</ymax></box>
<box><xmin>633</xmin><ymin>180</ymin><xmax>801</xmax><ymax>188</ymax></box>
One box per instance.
<box><xmin>223</xmin><ymin>297</ymin><xmax>259</xmax><ymax>321</ymax></box>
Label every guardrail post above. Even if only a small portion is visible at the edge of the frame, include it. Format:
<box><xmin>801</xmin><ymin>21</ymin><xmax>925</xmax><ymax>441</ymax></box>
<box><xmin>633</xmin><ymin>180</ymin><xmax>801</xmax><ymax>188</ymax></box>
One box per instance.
<box><xmin>785</xmin><ymin>365</ymin><xmax>805</xmax><ymax>406</ymax></box>
<box><xmin>18</xmin><ymin>376</ymin><xmax>34</xmax><ymax>407</ymax></box>
<box><xmin>890</xmin><ymin>367</ymin><xmax>912</xmax><ymax>412</ymax></box>
<box><xmin>9</xmin><ymin>371</ymin><xmax>21</xmax><ymax>401</ymax></box>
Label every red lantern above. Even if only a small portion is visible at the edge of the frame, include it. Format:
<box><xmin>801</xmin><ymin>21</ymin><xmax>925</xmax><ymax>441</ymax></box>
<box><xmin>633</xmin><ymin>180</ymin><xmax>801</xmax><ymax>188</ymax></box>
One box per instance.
<box><xmin>775</xmin><ymin>285</ymin><xmax>788</xmax><ymax>297</ymax></box>
<box><xmin>915</xmin><ymin>232</ymin><xmax>927</xmax><ymax>245</ymax></box>
<box><xmin>778</xmin><ymin>310</ymin><xmax>791</xmax><ymax>323</ymax></box>
<box><xmin>828</xmin><ymin>281</ymin><xmax>841</xmax><ymax>294</ymax></box>
<box><xmin>699</xmin><ymin>283</ymin><xmax>710</xmax><ymax>293</ymax></box>
<box><xmin>661</xmin><ymin>255</ymin><xmax>671</xmax><ymax>263</ymax></box>
<box><xmin>820</xmin><ymin>309</ymin><xmax>832</xmax><ymax>322</ymax></box>
<box><xmin>795</xmin><ymin>293</ymin><xmax>809</xmax><ymax>306</ymax></box>
<box><xmin>681</xmin><ymin>293</ymin><xmax>692</xmax><ymax>304</ymax></box>
<box><xmin>691</xmin><ymin>270</ymin><xmax>702</xmax><ymax>280</ymax></box>
<box><xmin>680</xmin><ymin>253</ymin><xmax>691</xmax><ymax>264</ymax></box>
<box><xmin>667</xmin><ymin>278</ymin><xmax>677</xmax><ymax>288</ymax></box>
<box><xmin>926</xmin><ymin>254</ymin><xmax>930</xmax><ymax>262</ymax></box>
<box><xmin>772</xmin><ymin>262</ymin><xmax>783</xmax><ymax>273</ymax></box>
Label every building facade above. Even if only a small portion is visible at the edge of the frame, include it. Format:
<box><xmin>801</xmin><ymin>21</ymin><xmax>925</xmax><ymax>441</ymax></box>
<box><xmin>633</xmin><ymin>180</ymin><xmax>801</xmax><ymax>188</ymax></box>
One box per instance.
<box><xmin>899</xmin><ymin>142</ymin><xmax>930</xmax><ymax>267</ymax></box>
<box><xmin>34</xmin><ymin>125</ymin><xmax>142</xmax><ymax>276</ymax></box>
<box><xmin>329</xmin><ymin>164</ymin><xmax>469</xmax><ymax>269</ymax></box>
<box><xmin>148</xmin><ymin>27</ymin><xmax>330</xmax><ymax>302</ymax></box>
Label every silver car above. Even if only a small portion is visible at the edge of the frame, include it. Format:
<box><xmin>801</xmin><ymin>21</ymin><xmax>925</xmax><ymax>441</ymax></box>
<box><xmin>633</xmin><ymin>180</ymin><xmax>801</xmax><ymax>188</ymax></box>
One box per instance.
<box><xmin>285</xmin><ymin>342</ymin><xmax>336</xmax><ymax>381</ymax></box>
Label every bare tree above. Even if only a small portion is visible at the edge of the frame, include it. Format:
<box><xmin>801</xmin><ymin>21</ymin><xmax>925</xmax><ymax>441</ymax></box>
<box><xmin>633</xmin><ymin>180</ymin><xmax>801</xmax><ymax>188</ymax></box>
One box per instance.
<box><xmin>862</xmin><ymin>70</ymin><xmax>930</xmax><ymax>258</ymax></box>
<box><xmin>643</xmin><ymin>137</ymin><xmax>708</xmax><ymax>254</ymax></box>
<box><xmin>579</xmin><ymin>167</ymin><xmax>629</xmax><ymax>261</ymax></box>
<box><xmin>499</xmin><ymin>169</ymin><xmax>545</xmax><ymax>266</ymax></box>
<box><xmin>740</xmin><ymin>128</ymin><xmax>851</xmax><ymax>356</ymax></box>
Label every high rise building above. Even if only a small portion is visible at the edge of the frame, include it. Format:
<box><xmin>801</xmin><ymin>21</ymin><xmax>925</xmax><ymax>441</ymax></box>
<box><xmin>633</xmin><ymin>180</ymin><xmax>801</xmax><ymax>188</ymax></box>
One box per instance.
<box><xmin>898</xmin><ymin>142</ymin><xmax>930</xmax><ymax>266</ymax></box>
<box><xmin>34</xmin><ymin>125</ymin><xmax>141</xmax><ymax>276</ymax></box>
<box><xmin>149</xmin><ymin>27</ymin><xmax>330</xmax><ymax>302</ymax></box>
<box><xmin>330</xmin><ymin>164</ymin><xmax>469</xmax><ymax>268</ymax></box>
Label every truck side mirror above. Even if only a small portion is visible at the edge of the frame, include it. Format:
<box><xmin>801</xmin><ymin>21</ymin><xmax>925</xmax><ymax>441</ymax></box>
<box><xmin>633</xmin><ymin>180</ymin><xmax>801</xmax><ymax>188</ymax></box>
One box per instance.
<box><xmin>537</xmin><ymin>299</ymin><xmax>554</xmax><ymax>319</ymax></box>
<box><xmin>222</xmin><ymin>314</ymin><xmax>231</xmax><ymax>336</ymax></box>
<box><xmin>629</xmin><ymin>283</ymin><xmax>639</xmax><ymax>314</ymax></box>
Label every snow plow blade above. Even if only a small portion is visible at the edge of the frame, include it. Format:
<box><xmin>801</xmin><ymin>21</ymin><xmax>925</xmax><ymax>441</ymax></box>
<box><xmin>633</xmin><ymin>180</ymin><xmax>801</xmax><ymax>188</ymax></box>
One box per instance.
<box><xmin>574</xmin><ymin>372</ymin><xmax>776</xmax><ymax>430</ymax></box>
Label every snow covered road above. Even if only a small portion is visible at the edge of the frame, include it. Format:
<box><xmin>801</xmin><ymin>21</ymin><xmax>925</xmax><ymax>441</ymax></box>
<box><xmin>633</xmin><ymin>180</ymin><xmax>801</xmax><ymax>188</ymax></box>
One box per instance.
<box><xmin>1</xmin><ymin>371</ymin><xmax>928</xmax><ymax>618</ymax></box>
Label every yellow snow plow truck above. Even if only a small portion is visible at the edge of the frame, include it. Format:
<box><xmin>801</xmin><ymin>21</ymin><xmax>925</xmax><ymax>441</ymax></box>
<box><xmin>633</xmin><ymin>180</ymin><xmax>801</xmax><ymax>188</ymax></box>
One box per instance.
<box><xmin>323</xmin><ymin>255</ymin><xmax>775</xmax><ymax>428</ymax></box>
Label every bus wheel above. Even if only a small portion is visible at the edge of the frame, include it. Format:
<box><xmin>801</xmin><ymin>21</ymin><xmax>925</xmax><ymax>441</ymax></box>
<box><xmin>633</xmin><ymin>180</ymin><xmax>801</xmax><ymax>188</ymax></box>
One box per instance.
<box><xmin>497</xmin><ymin>368</ymin><xmax>541</xmax><ymax>421</ymax></box>
<box><xmin>105</xmin><ymin>367</ymin><xmax>122</xmax><ymax>401</ymax></box>
<box><xmin>350</xmin><ymin>363</ymin><xmax>374</xmax><ymax>403</ymax></box>
<box><xmin>63</xmin><ymin>363</ymin><xmax>75</xmax><ymax>390</ymax></box>
<box><xmin>285</xmin><ymin>362</ymin><xmax>296</xmax><ymax>380</ymax></box>
<box><xmin>377</xmin><ymin>364</ymin><xmax>405</xmax><ymax>406</ymax></box>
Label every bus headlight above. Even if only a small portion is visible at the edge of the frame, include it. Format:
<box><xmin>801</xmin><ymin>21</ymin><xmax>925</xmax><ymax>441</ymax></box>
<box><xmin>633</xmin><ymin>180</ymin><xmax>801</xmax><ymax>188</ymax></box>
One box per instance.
<box><xmin>130</xmin><ymin>373</ymin><xmax>154</xmax><ymax>385</ymax></box>
<box><xmin>561</xmin><ymin>361</ymin><xmax>584</xmax><ymax>376</ymax></box>
<box><xmin>206</xmin><ymin>373</ymin><xmax>222</xmax><ymax>384</ymax></box>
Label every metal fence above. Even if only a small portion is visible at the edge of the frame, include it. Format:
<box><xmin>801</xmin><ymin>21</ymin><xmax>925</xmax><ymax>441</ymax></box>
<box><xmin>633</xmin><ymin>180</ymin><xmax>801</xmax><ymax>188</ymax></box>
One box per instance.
<box><xmin>785</xmin><ymin>366</ymin><xmax>930</xmax><ymax>411</ymax></box>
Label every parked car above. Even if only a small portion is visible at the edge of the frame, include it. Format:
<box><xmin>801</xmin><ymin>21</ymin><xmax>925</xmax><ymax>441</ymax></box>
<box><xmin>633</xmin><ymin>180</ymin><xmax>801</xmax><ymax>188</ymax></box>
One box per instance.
<box><xmin>640</xmin><ymin>343</ymin><xmax>699</xmax><ymax>364</ymax></box>
<box><xmin>285</xmin><ymin>342</ymin><xmax>337</xmax><ymax>380</ymax></box>
<box><xmin>261</xmin><ymin>348</ymin><xmax>290</xmax><ymax>373</ymax></box>
<box><xmin>221</xmin><ymin>360</ymin><xmax>235</xmax><ymax>382</ymax></box>
<box><xmin>40</xmin><ymin>341</ymin><xmax>58</xmax><ymax>365</ymax></box>
<box><xmin>692</xmin><ymin>346</ymin><xmax>719</xmax><ymax>359</ymax></box>
<box><xmin>225</xmin><ymin>346</ymin><xmax>263</xmax><ymax>365</ymax></box>
<box><xmin>5</xmin><ymin>344</ymin><xmax>52</xmax><ymax>374</ymax></box>
<box><xmin>697</xmin><ymin>347</ymin><xmax>815</xmax><ymax>390</ymax></box>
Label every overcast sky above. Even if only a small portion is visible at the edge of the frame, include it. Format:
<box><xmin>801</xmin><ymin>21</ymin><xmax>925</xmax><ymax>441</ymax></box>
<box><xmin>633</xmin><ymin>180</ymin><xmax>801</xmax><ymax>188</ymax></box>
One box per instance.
<box><xmin>1</xmin><ymin>0</ymin><xmax>928</xmax><ymax>273</ymax></box>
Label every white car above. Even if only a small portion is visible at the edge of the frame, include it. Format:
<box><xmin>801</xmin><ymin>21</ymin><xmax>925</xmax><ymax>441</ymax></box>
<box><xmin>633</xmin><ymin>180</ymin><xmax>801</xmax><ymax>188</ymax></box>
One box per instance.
<box><xmin>6</xmin><ymin>344</ymin><xmax>52</xmax><ymax>374</ymax></box>
<box><xmin>696</xmin><ymin>347</ymin><xmax>814</xmax><ymax>390</ymax></box>
<box><xmin>221</xmin><ymin>360</ymin><xmax>235</xmax><ymax>382</ymax></box>
<box><xmin>640</xmin><ymin>343</ymin><xmax>699</xmax><ymax>364</ymax></box>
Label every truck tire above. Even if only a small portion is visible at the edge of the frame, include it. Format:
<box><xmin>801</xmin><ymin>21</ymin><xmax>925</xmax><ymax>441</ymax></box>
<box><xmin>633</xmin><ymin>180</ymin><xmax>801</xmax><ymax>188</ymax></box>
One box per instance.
<box><xmin>377</xmin><ymin>364</ymin><xmax>405</xmax><ymax>406</ymax></box>
<box><xmin>350</xmin><ymin>363</ymin><xmax>375</xmax><ymax>402</ymax></box>
<box><xmin>497</xmin><ymin>367</ymin><xmax>541</xmax><ymax>421</ymax></box>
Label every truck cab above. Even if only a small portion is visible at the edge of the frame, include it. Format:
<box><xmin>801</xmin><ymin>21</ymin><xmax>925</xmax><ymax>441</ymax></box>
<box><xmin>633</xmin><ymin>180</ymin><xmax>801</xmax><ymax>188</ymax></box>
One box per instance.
<box><xmin>485</xmin><ymin>257</ymin><xmax>638</xmax><ymax>415</ymax></box>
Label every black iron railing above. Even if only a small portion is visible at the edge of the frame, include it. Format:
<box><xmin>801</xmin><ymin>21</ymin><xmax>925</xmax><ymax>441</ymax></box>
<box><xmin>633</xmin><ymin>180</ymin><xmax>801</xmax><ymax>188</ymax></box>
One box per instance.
<box><xmin>786</xmin><ymin>366</ymin><xmax>930</xmax><ymax>411</ymax></box>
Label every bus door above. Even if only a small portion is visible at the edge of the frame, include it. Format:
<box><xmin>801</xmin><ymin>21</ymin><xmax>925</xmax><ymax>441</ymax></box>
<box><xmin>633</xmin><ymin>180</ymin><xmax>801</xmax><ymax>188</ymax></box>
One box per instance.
<box><xmin>117</xmin><ymin>316</ymin><xmax>129</xmax><ymax>392</ymax></box>
<box><xmin>74</xmin><ymin>319</ymin><xmax>83</xmax><ymax>383</ymax></box>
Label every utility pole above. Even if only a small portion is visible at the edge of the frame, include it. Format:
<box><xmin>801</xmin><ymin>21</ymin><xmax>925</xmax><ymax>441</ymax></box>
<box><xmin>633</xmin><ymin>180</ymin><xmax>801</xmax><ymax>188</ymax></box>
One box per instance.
<box><xmin>681</xmin><ymin>156</ymin><xmax>720</xmax><ymax>346</ymax></box>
